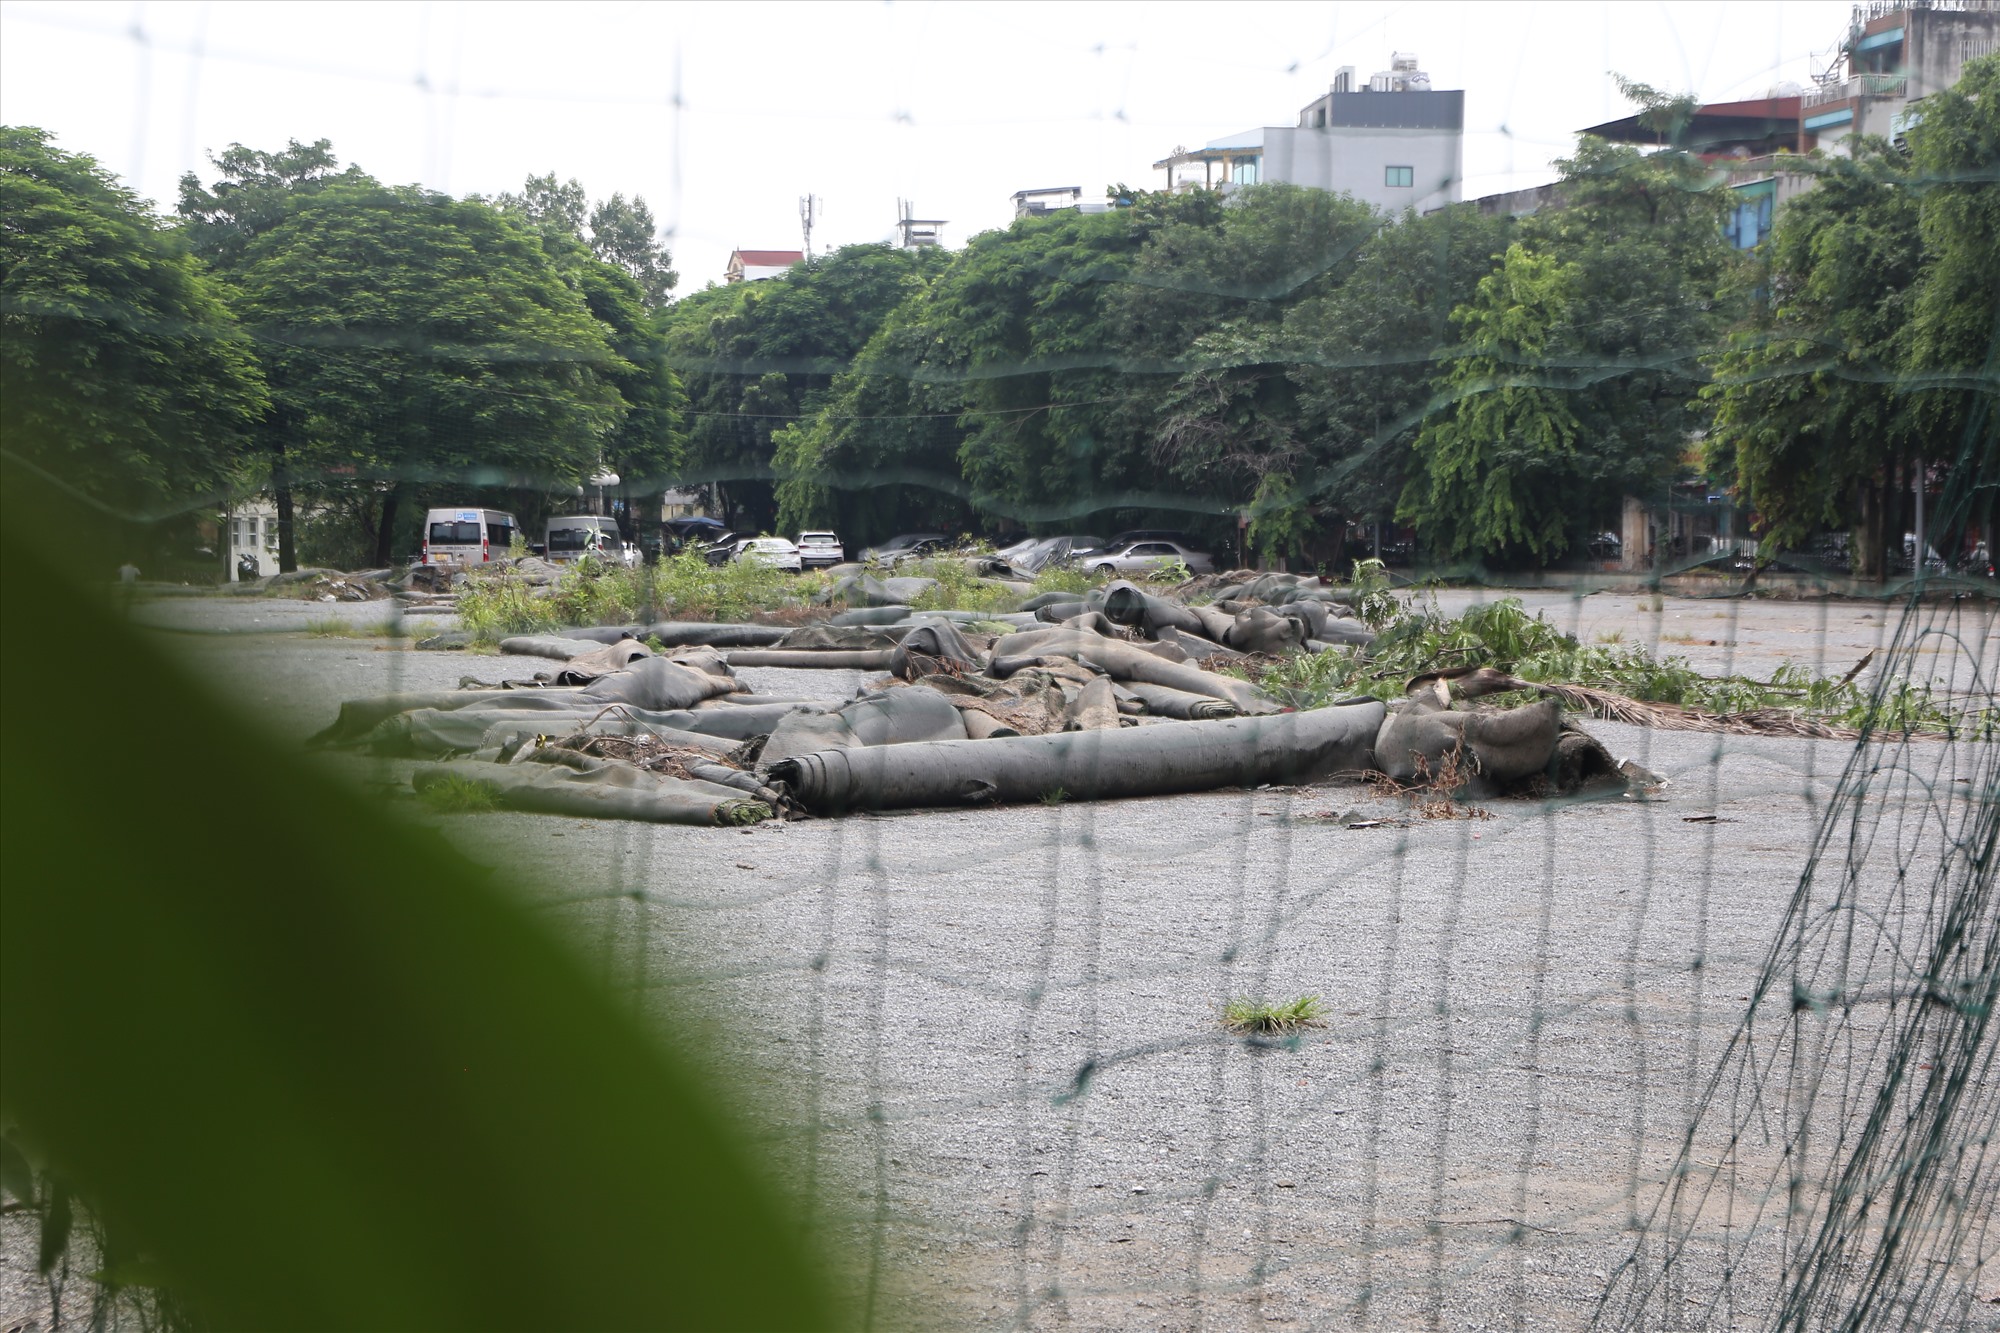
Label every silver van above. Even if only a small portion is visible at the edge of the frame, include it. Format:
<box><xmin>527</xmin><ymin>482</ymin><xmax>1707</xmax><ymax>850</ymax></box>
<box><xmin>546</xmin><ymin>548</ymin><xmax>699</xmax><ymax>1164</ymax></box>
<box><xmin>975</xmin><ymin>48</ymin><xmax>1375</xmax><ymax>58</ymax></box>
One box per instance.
<box><xmin>545</xmin><ymin>515</ymin><xmax>623</xmax><ymax>565</ymax></box>
<box><xmin>421</xmin><ymin>507</ymin><xmax>518</xmax><ymax>566</ymax></box>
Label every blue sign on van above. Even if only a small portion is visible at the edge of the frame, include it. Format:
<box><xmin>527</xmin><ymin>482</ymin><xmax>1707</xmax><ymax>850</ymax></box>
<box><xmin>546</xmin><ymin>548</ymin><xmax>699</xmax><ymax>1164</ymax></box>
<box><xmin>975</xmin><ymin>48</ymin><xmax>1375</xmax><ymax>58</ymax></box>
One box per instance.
<box><xmin>458</xmin><ymin>511</ymin><xmax>479</xmax><ymax>521</ymax></box>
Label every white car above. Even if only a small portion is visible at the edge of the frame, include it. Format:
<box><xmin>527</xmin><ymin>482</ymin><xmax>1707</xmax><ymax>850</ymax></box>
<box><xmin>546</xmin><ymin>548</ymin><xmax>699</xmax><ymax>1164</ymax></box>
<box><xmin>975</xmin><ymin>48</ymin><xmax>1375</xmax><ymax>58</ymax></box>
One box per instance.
<box><xmin>1085</xmin><ymin>539</ymin><xmax>1215</xmax><ymax>578</ymax></box>
<box><xmin>734</xmin><ymin>536</ymin><xmax>802</xmax><ymax>572</ymax></box>
<box><xmin>795</xmin><ymin>531</ymin><xmax>845</xmax><ymax>569</ymax></box>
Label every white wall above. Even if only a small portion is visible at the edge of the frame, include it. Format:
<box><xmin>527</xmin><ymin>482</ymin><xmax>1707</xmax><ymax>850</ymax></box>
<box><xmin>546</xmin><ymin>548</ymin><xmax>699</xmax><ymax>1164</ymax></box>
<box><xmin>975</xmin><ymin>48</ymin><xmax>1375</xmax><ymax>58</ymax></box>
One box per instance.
<box><xmin>1259</xmin><ymin>124</ymin><xmax>1462</xmax><ymax>215</ymax></box>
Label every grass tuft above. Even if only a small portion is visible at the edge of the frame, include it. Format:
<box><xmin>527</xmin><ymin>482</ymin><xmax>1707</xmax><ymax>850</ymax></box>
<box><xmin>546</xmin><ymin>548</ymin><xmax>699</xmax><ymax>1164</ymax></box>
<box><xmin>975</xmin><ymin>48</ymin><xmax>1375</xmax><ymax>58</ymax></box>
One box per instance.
<box><xmin>1222</xmin><ymin>995</ymin><xmax>1328</xmax><ymax>1035</ymax></box>
<box><xmin>416</xmin><ymin>774</ymin><xmax>501</xmax><ymax>814</ymax></box>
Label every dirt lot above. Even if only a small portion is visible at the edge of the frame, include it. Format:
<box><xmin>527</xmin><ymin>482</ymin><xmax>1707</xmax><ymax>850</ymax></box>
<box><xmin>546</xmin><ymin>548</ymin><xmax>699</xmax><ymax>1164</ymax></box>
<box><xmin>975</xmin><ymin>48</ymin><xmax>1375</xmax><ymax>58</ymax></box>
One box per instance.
<box><xmin>7</xmin><ymin>588</ymin><xmax>1990</xmax><ymax>1331</ymax></box>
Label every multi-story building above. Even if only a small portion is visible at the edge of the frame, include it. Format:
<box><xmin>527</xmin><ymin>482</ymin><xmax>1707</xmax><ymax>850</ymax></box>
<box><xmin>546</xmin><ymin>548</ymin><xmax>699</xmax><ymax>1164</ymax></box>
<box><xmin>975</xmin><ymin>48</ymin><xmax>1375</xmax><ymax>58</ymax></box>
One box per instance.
<box><xmin>1152</xmin><ymin>54</ymin><xmax>1464</xmax><ymax>216</ymax></box>
<box><xmin>1803</xmin><ymin>0</ymin><xmax>1998</xmax><ymax>153</ymax></box>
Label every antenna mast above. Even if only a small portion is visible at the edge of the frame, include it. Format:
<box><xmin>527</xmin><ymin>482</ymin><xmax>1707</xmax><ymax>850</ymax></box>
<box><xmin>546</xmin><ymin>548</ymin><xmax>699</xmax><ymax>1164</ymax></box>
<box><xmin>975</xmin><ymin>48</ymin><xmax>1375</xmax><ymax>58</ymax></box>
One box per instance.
<box><xmin>799</xmin><ymin>194</ymin><xmax>818</xmax><ymax>258</ymax></box>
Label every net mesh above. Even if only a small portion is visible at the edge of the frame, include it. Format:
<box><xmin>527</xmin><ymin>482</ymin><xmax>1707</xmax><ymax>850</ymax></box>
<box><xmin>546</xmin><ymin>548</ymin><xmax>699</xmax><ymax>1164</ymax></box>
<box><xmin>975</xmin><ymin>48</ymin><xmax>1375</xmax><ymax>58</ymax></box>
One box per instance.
<box><xmin>2</xmin><ymin>4</ymin><xmax>1996</xmax><ymax>1329</ymax></box>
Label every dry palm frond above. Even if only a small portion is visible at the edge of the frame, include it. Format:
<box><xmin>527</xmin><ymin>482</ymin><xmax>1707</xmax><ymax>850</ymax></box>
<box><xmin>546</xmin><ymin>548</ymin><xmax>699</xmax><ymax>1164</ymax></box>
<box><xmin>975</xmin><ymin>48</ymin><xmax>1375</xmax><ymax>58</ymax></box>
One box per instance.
<box><xmin>1535</xmin><ymin>682</ymin><xmax>1863</xmax><ymax>739</ymax></box>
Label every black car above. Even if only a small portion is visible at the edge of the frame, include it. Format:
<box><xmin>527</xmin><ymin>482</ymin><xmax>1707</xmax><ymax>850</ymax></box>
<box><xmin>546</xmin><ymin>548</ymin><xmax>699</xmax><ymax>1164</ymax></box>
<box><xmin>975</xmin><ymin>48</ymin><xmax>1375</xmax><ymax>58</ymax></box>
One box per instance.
<box><xmin>861</xmin><ymin>532</ymin><xmax>949</xmax><ymax>565</ymax></box>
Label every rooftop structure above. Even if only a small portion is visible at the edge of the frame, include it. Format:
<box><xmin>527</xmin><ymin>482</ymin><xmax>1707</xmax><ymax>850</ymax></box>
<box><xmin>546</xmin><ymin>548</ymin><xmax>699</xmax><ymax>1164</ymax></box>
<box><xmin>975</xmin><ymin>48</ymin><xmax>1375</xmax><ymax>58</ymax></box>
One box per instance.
<box><xmin>1152</xmin><ymin>53</ymin><xmax>1464</xmax><ymax>216</ymax></box>
<box><xmin>895</xmin><ymin>200</ymin><xmax>946</xmax><ymax>248</ymax></box>
<box><xmin>724</xmin><ymin>249</ymin><xmax>804</xmax><ymax>284</ymax></box>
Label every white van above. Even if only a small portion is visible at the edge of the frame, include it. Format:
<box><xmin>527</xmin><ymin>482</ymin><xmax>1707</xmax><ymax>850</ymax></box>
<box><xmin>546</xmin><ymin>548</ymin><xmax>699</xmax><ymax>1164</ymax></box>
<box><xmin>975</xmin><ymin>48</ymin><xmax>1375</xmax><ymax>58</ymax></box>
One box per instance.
<box><xmin>545</xmin><ymin>515</ymin><xmax>623</xmax><ymax>565</ymax></box>
<box><xmin>421</xmin><ymin>508</ymin><xmax>518</xmax><ymax>566</ymax></box>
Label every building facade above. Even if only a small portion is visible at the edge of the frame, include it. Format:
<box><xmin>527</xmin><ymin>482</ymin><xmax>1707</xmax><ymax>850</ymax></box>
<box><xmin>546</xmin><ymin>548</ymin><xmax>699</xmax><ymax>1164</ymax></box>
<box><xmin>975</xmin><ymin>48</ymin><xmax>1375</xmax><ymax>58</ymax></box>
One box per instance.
<box><xmin>1153</xmin><ymin>55</ymin><xmax>1465</xmax><ymax>216</ymax></box>
<box><xmin>725</xmin><ymin>249</ymin><xmax>804</xmax><ymax>283</ymax></box>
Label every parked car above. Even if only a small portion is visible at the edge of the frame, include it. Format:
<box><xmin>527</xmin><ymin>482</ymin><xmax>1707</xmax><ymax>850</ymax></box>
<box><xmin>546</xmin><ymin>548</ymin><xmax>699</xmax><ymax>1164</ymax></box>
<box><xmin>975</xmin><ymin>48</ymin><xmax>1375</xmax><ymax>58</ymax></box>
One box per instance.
<box><xmin>699</xmin><ymin>531</ymin><xmax>741</xmax><ymax>566</ymax></box>
<box><xmin>735</xmin><ymin>536</ymin><xmax>802</xmax><ymax>572</ymax></box>
<box><xmin>544</xmin><ymin>515</ymin><xmax>622</xmax><ymax>565</ymax></box>
<box><xmin>1084</xmin><ymin>539</ymin><xmax>1215</xmax><ymax>578</ymax></box>
<box><xmin>862</xmin><ymin>532</ymin><xmax>948</xmax><ymax>566</ymax></box>
<box><xmin>419</xmin><ymin>507</ymin><xmax>518</xmax><ymax>567</ymax></box>
<box><xmin>795</xmin><ymin>531</ymin><xmax>845</xmax><ymax>569</ymax></box>
<box><xmin>1013</xmin><ymin>534</ymin><xmax>1106</xmax><ymax>572</ymax></box>
<box><xmin>1077</xmin><ymin>529</ymin><xmax>1204</xmax><ymax>560</ymax></box>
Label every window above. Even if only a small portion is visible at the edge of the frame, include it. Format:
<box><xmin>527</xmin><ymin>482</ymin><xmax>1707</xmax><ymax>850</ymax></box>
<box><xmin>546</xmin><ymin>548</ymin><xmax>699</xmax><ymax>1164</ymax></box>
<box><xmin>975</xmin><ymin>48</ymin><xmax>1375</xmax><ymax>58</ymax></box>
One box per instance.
<box><xmin>1231</xmin><ymin>157</ymin><xmax>1260</xmax><ymax>186</ymax></box>
<box><xmin>430</xmin><ymin>521</ymin><xmax>481</xmax><ymax>544</ymax></box>
<box><xmin>1386</xmin><ymin>165</ymin><xmax>1414</xmax><ymax>188</ymax></box>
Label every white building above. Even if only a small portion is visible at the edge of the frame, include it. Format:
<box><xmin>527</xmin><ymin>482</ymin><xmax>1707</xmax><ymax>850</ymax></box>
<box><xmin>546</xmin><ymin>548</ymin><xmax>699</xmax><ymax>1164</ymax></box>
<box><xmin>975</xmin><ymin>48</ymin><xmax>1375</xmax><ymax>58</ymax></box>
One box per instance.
<box><xmin>1153</xmin><ymin>55</ymin><xmax>1464</xmax><ymax>215</ymax></box>
<box><xmin>226</xmin><ymin>497</ymin><xmax>281</xmax><ymax>580</ymax></box>
<box><xmin>724</xmin><ymin>248</ymin><xmax>804</xmax><ymax>283</ymax></box>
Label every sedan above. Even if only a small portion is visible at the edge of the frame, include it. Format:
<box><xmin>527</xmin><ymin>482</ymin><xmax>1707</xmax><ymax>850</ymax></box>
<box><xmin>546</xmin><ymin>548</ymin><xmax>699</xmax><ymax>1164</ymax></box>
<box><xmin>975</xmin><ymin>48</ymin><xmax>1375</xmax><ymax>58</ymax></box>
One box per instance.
<box><xmin>862</xmin><ymin>532</ymin><xmax>948</xmax><ymax>565</ymax></box>
<box><xmin>1085</xmin><ymin>540</ymin><xmax>1215</xmax><ymax>578</ymax></box>
<box><xmin>735</xmin><ymin>536</ymin><xmax>803</xmax><ymax>572</ymax></box>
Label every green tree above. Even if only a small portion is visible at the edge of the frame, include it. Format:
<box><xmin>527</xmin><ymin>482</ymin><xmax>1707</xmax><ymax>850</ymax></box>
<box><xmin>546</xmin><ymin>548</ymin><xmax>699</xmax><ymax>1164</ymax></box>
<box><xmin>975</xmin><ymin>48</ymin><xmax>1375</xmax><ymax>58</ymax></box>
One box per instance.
<box><xmin>1283</xmin><ymin>204</ymin><xmax>1511</xmax><ymax>550</ymax></box>
<box><xmin>1133</xmin><ymin>184</ymin><xmax>1383</xmax><ymax>561</ymax></box>
<box><xmin>588</xmin><ymin>194</ymin><xmax>677</xmax><ymax>306</ymax></box>
<box><xmin>1903</xmin><ymin>53</ymin><xmax>2000</xmax><ymax>558</ymax></box>
<box><xmin>494</xmin><ymin>172</ymin><xmax>587</xmax><ymax>237</ymax></box>
<box><xmin>771</xmin><ymin>295</ymin><xmax>973</xmax><ymax>540</ymax></box>
<box><xmin>498</xmin><ymin>174</ymin><xmax>677</xmax><ymax>307</ymax></box>
<box><xmin>2</xmin><ymin>126</ymin><xmax>267</xmax><ymax>555</ymax></box>
<box><xmin>1399</xmin><ymin>244</ymin><xmax>1588</xmax><ymax>562</ymax></box>
<box><xmin>662</xmin><ymin>244</ymin><xmax>941</xmax><ymax>533</ymax></box>
<box><xmin>234</xmin><ymin>178</ymin><xmax>628</xmax><ymax>564</ymax></box>
<box><xmin>1403</xmin><ymin>134</ymin><xmax>1739</xmax><ymax>564</ymax></box>
<box><xmin>1703</xmin><ymin>142</ymin><xmax>1924</xmax><ymax>577</ymax></box>
<box><xmin>179</xmin><ymin>139</ymin><xmax>372</xmax><ymax>568</ymax></box>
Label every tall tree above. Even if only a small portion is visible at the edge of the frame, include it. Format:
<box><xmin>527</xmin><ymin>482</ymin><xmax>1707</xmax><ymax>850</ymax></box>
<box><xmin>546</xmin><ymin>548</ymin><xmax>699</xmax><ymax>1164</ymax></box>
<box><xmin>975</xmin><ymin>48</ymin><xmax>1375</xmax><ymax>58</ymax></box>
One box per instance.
<box><xmin>1283</xmin><ymin>204</ymin><xmax>1512</xmax><ymax>548</ymax></box>
<box><xmin>1403</xmin><ymin>134</ymin><xmax>1740</xmax><ymax>564</ymax></box>
<box><xmin>178</xmin><ymin>138</ymin><xmax>367</xmax><ymax>568</ymax></box>
<box><xmin>770</xmin><ymin>295</ymin><xmax>972</xmax><ymax>541</ymax></box>
<box><xmin>1903</xmin><ymin>54</ymin><xmax>2000</xmax><ymax>558</ymax></box>
<box><xmin>1398</xmin><ymin>244</ymin><xmax>1589</xmax><ymax>562</ymax></box>
<box><xmin>2</xmin><ymin>126</ymin><xmax>267</xmax><ymax>552</ymax></box>
<box><xmin>1702</xmin><ymin>143</ymin><xmax>1924</xmax><ymax>578</ymax></box>
<box><xmin>233</xmin><ymin>178</ymin><xmax>627</xmax><ymax>564</ymax></box>
<box><xmin>498</xmin><ymin>175</ymin><xmax>677</xmax><ymax>307</ymax></box>
<box><xmin>1133</xmin><ymin>184</ymin><xmax>1383</xmax><ymax>561</ymax></box>
<box><xmin>661</xmin><ymin>244</ymin><xmax>941</xmax><ymax>532</ymax></box>
<box><xmin>588</xmin><ymin>194</ymin><xmax>677</xmax><ymax>307</ymax></box>
<box><xmin>494</xmin><ymin>173</ymin><xmax>587</xmax><ymax>237</ymax></box>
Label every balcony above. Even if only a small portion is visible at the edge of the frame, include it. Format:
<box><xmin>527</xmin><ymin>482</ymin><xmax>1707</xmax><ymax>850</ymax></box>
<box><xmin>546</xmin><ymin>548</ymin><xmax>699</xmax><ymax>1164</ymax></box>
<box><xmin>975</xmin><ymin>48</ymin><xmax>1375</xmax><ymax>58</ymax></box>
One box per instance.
<box><xmin>1804</xmin><ymin>72</ymin><xmax>1908</xmax><ymax>107</ymax></box>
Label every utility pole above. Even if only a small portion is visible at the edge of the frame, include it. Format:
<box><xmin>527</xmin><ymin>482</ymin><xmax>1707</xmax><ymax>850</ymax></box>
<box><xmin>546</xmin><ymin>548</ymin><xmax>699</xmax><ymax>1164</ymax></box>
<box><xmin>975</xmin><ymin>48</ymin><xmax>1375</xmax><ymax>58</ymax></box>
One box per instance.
<box><xmin>799</xmin><ymin>194</ymin><xmax>818</xmax><ymax>259</ymax></box>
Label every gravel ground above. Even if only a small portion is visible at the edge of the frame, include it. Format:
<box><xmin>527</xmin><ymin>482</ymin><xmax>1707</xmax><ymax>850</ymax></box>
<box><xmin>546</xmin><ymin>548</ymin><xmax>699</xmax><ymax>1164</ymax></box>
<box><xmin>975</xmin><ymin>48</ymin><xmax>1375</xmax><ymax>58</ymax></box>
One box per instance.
<box><xmin>8</xmin><ymin>590</ymin><xmax>1992</xmax><ymax>1331</ymax></box>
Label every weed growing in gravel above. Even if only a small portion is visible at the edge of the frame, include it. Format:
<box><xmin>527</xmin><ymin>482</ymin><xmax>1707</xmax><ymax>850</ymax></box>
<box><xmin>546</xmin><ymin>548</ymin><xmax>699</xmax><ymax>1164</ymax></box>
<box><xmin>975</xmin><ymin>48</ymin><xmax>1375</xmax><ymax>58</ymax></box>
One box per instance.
<box><xmin>652</xmin><ymin>551</ymin><xmax>807</xmax><ymax>620</ymax></box>
<box><xmin>456</xmin><ymin>571</ymin><xmax>560</xmax><ymax>640</ymax></box>
<box><xmin>457</xmin><ymin>553</ymin><xmax>809</xmax><ymax>642</ymax></box>
<box><xmin>1222</xmin><ymin>995</ymin><xmax>1328</xmax><ymax>1034</ymax></box>
<box><xmin>1028</xmin><ymin>565</ymin><xmax>1098</xmax><ymax>598</ymax></box>
<box><xmin>1234</xmin><ymin>596</ymin><xmax>1969</xmax><ymax>734</ymax></box>
<box><xmin>417</xmin><ymin>775</ymin><xmax>501</xmax><ymax>814</ymax></box>
<box><xmin>302</xmin><ymin>617</ymin><xmax>409</xmax><ymax>639</ymax></box>
<box><xmin>904</xmin><ymin>557</ymin><xmax>1021</xmax><ymax>613</ymax></box>
<box><xmin>1039</xmin><ymin>787</ymin><xmax>1068</xmax><ymax>805</ymax></box>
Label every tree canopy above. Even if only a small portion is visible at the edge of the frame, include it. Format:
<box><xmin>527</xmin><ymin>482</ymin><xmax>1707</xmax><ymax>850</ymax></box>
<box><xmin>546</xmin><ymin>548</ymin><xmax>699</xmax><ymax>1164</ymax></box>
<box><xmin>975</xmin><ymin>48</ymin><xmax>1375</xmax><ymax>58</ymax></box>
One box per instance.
<box><xmin>233</xmin><ymin>177</ymin><xmax>629</xmax><ymax>562</ymax></box>
<box><xmin>2</xmin><ymin>125</ymin><xmax>267</xmax><ymax>525</ymax></box>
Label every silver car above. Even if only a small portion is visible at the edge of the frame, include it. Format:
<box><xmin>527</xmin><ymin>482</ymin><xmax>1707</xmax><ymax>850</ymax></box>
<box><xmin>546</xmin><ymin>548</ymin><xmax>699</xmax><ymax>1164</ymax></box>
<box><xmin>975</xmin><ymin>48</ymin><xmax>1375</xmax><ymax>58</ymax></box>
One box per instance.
<box><xmin>1084</xmin><ymin>540</ymin><xmax>1214</xmax><ymax>578</ymax></box>
<box><xmin>734</xmin><ymin>536</ymin><xmax>802</xmax><ymax>572</ymax></box>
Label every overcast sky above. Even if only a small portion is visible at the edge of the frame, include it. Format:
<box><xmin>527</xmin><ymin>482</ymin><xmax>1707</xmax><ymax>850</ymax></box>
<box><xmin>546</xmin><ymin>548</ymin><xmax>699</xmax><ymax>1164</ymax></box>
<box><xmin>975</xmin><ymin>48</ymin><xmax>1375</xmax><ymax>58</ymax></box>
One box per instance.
<box><xmin>2</xmin><ymin>1</ymin><xmax>1858</xmax><ymax>292</ymax></box>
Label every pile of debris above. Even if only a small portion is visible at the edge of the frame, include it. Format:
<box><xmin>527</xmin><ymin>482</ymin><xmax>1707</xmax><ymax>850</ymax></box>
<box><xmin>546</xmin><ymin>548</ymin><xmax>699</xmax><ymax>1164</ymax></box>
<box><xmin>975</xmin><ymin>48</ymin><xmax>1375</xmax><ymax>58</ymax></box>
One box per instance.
<box><xmin>313</xmin><ymin>575</ymin><xmax>1662</xmax><ymax>828</ymax></box>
